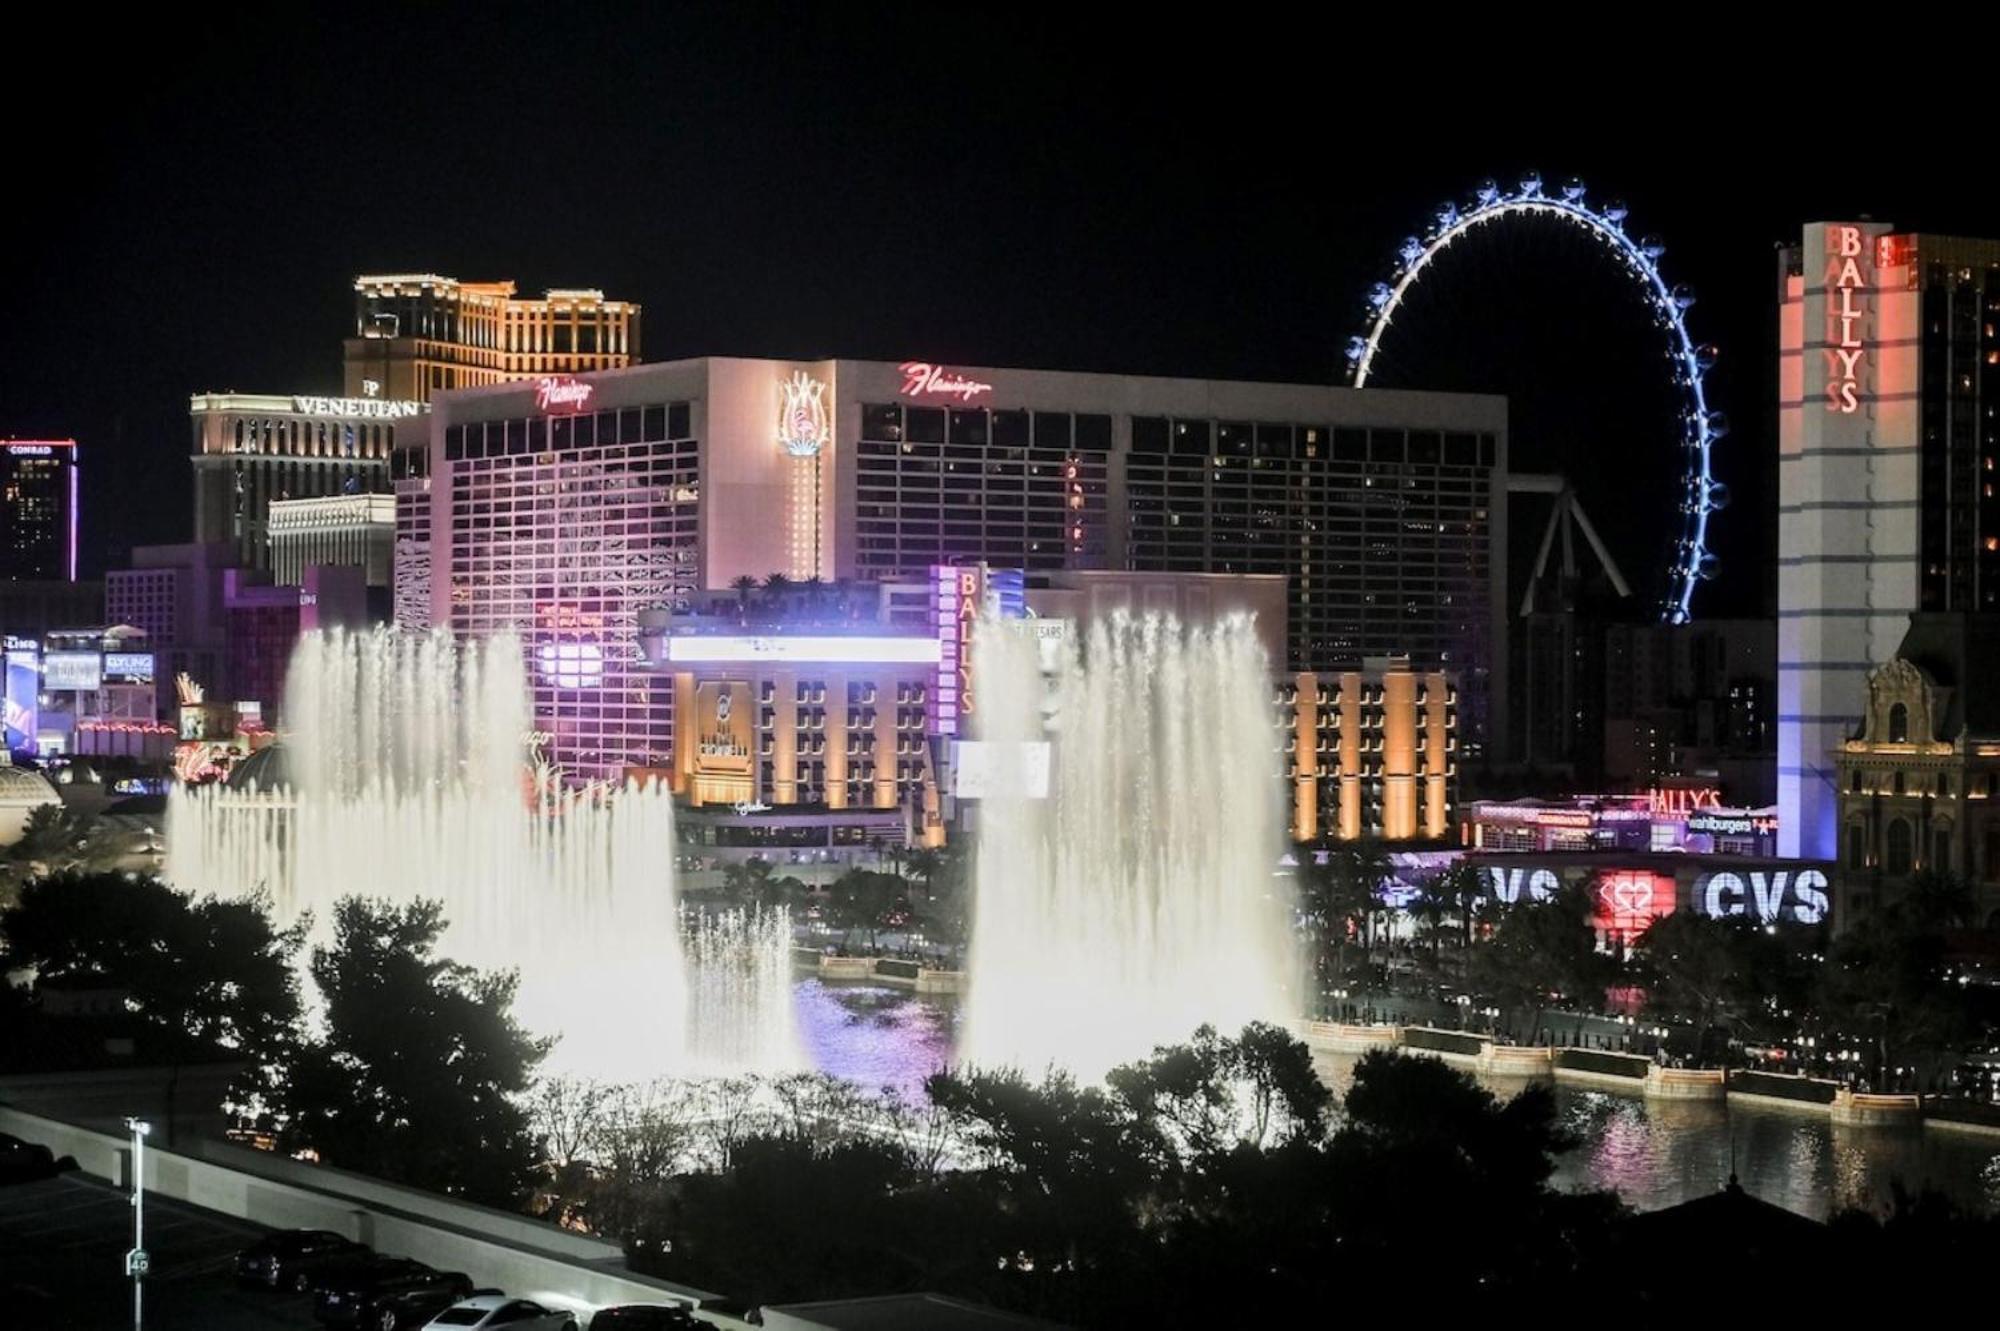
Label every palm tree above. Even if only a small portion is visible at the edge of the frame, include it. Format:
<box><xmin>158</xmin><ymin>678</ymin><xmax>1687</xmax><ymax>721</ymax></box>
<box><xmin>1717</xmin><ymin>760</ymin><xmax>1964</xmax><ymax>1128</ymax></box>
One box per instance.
<box><xmin>800</xmin><ymin>576</ymin><xmax>828</xmax><ymax>618</ymax></box>
<box><xmin>1431</xmin><ymin>859</ymin><xmax>1485</xmax><ymax>958</ymax></box>
<box><xmin>1409</xmin><ymin>875</ymin><xmax>1451</xmax><ymax>963</ymax></box>
<box><xmin>1905</xmin><ymin>867</ymin><xmax>1975</xmax><ymax>930</ymax></box>
<box><xmin>730</xmin><ymin>575</ymin><xmax>759</xmax><ymax>623</ymax></box>
<box><xmin>1299</xmin><ymin>840</ymin><xmax>1390</xmax><ymax>987</ymax></box>
<box><xmin>831</xmin><ymin>577</ymin><xmax>859</xmax><ymax>621</ymax></box>
<box><xmin>762</xmin><ymin>573</ymin><xmax>794</xmax><ymax>610</ymax></box>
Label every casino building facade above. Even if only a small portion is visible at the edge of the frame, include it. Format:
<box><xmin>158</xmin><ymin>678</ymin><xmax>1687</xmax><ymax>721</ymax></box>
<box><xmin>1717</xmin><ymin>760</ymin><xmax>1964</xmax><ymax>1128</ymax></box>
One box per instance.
<box><xmin>629</xmin><ymin>574</ymin><xmax>1455</xmax><ymax>855</ymax></box>
<box><xmin>189</xmin><ymin>393</ymin><xmax>415</xmax><ymax>572</ymax></box>
<box><xmin>1777</xmin><ymin>224</ymin><xmax>2000</xmax><ymax>860</ymax></box>
<box><xmin>399</xmin><ymin>357</ymin><xmax>1506</xmax><ymax>786</ymax></box>
<box><xmin>344</xmin><ymin>275</ymin><xmax>641</xmax><ymax>401</ymax></box>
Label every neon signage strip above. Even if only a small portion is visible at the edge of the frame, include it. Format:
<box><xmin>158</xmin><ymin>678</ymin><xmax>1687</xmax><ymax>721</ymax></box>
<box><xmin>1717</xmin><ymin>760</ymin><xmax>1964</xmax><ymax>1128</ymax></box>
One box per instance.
<box><xmin>666</xmin><ymin>635</ymin><xmax>942</xmax><ymax>664</ymax></box>
<box><xmin>1346</xmin><ymin>175</ymin><xmax>1723</xmax><ymax>626</ymax></box>
<box><xmin>899</xmin><ymin>362</ymin><xmax>993</xmax><ymax>401</ymax></box>
<box><xmin>1825</xmin><ymin>225</ymin><xmax>1867</xmax><ymax>414</ymax></box>
<box><xmin>535</xmin><ymin>376</ymin><xmax>595</xmax><ymax>413</ymax></box>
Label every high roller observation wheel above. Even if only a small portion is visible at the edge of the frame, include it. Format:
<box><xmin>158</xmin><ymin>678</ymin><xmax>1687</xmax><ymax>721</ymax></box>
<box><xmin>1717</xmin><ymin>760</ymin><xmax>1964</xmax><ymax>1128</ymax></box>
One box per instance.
<box><xmin>1344</xmin><ymin>172</ymin><xmax>1728</xmax><ymax>624</ymax></box>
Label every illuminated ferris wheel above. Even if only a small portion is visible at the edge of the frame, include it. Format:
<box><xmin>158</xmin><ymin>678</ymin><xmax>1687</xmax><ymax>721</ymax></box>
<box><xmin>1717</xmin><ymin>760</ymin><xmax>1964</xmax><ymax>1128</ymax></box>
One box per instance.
<box><xmin>1344</xmin><ymin>173</ymin><xmax>1728</xmax><ymax>624</ymax></box>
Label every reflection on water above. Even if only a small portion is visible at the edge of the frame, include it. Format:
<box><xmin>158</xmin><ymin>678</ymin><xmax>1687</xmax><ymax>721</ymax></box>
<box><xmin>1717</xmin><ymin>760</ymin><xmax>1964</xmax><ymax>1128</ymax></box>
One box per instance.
<box><xmin>1313</xmin><ymin>1051</ymin><xmax>2000</xmax><ymax>1220</ymax></box>
<box><xmin>793</xmin><ymin>979</ymin><xmax>958</xmax><ymax>1098</ymax></box>
<box><xmin>796</xmin><ymin>983</ymin><xmax>2000</xmax><ymax>1218</ymax></box>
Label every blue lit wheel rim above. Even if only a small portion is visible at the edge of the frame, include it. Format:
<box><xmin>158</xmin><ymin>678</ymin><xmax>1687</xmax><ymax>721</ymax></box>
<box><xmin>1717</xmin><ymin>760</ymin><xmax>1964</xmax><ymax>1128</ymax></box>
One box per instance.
<box><xmin>1344</xmin><ymin>174</ymin><xmax>1725</xmax><ymax>624</ymax></box>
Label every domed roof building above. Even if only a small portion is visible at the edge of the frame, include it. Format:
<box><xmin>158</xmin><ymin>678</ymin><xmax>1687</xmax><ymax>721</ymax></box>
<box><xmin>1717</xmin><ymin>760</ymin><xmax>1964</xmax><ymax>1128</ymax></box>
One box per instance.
<box><xmin>0</xmin><ymin>762</ymin><xmax>63</xmax><ymax>848</ymax></box>
<box><xmin>223</xmin><ymin>741</ymin><xmax>291</xmax><ymax>791</ymax></box>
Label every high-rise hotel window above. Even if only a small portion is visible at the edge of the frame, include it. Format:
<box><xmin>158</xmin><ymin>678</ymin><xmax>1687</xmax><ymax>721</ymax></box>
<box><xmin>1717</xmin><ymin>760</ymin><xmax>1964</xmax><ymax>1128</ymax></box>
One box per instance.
<box><xmin>856</xmin><ymin>405</ymin><xmax>1110</xmax><ymax>575</ymax></box>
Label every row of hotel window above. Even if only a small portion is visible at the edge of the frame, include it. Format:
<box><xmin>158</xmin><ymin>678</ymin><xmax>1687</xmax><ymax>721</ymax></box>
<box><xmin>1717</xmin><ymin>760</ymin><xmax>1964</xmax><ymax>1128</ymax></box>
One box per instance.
<box><xmin>859</xmin><ymin>407</ymin><xmax>1495</xmax><ymax>468</ymax></box>
<box><xmin>442</xmin><ymin>404</ymin><xmax>693</xmax><ymax>459</ymax></box>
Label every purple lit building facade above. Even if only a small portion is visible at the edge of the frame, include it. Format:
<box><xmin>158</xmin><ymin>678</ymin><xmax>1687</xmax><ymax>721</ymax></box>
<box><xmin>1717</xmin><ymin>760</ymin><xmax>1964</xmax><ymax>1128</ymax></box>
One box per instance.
<box><xmin>399</xmin><ymin>359</ymin><xmax>1505</xmax><ymax>782</ymax></box>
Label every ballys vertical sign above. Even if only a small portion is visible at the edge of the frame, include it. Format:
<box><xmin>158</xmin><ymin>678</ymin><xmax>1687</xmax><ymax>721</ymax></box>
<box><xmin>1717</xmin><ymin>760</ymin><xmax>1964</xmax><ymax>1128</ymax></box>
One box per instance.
<box><xmin>1825</xmin><ymin>225</ymin><xmax>1869</xmax><ymax>414</ymax></box>
<box><xmin>954</xmin><ymin>569</ymin><xmax>979</xmax><ymax>718</ymax></box>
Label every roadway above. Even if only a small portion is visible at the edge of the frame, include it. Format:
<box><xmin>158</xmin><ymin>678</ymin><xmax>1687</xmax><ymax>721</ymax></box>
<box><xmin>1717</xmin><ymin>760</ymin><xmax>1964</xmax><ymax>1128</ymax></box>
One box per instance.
<box><xmin>0</xmin><ymin>1170</ymin><xmax>319</xmax><ymax>1330</ymax></box>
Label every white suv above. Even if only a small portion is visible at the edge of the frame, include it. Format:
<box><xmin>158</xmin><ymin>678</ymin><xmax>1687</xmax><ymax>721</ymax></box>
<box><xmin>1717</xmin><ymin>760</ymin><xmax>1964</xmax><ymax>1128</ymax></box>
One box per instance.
<box><xmin>424</xmin><ymin>1295</ymin><xmax>579</xmax><ymax>1330</ymax></box>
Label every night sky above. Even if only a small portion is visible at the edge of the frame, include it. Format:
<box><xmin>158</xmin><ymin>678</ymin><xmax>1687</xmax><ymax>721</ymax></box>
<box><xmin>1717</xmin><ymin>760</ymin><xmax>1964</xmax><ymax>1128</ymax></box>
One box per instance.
<box><xmin>7</xmin><ymin>9</ymin><xmax>1982</xmax><ymax>620</ymax></box>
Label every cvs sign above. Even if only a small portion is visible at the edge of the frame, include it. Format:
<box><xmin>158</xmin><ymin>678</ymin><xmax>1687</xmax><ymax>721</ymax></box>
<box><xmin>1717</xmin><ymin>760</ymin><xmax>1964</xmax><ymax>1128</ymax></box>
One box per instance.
<box><xmin>1697</xmin><ymin>868</ymin><xmax>1829</xmax><ymax>926</ymax></box>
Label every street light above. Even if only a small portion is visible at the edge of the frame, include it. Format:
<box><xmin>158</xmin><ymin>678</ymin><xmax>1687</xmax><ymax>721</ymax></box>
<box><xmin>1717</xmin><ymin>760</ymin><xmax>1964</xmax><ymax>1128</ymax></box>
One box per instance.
<box><xmin>124</xmin><ymin>1117</ymin><xmax>150</xmax><ymax>1330</ymax></box>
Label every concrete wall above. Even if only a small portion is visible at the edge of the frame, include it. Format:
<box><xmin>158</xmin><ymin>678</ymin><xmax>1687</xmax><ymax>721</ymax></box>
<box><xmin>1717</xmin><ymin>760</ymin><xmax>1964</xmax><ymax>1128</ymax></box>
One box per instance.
<box><xmin>0</xmin><ymin>1105</ymin><xmax>744</xmax><ymax>1327</ymax></box>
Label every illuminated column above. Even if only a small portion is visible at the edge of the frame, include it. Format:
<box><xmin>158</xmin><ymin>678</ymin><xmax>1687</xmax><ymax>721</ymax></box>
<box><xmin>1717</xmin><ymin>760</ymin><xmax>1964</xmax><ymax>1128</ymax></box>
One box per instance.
<box><xmin>778</xmin><ymin>372</ymin><xmax>830</xmax><ymax>580</ymax></box>
<box><xmin>825</xmin><ymin>671</ymin><xmax>849</xmax><ymax>809</ymax></box>
<box><xmin>1423</xmin><ymin>671</ymin><xmax>1450</xmax><ymax>839</ymax></box>
<box><xmin>1293</xmin><ymin>672</ymin><xmax>1318</xmax><ymax>842</ymax></box>
<box><xmin>672</xmin><ymin>670</ymin><xmax>697</xmax><ymax>797</ymax></box>
<box><xmin>1381</xmin><ymin>670</ymin><xmax>1417</xmax><ymax>840</ymax></box>
<box><xmin>773</xmin><ymin>669</ymin><xmax>798</xmax><ymax>806</ymax></box>
<box><xmin>1337</xmin><ymin>672</ymin><xmax>1361</xmax><ymax>841</ymax></box>
<box><xmin>873</xmin><ymin>679</ymin><xmax>898</xmax><ymax>808</ymax></box>
<box><xmin>790</xmin><ymin>456</ymin><xmax>822</xmax><ymax>579</ymax></box>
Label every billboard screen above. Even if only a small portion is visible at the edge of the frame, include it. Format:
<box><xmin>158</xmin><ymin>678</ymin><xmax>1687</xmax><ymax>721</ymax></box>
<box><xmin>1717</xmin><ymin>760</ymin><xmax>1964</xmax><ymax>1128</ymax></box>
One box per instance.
<box><xmin>3</xmin><ymin>650</ymin><xmax>38</xmax><ymax>751</ymax></box>
<box><xmin>42</xmin><ymin>651</ymin><xmax>102</xmax><ymax>691</ymax></box>
<box><xmin>952</xmin><ymin>740</ymin><xmax>1051</xmax><ymax>800</ymax></box>
<box><xmin>103</xmin><ymin>652</ymin><xmax>155</xmax><ymax>684</ymax></box>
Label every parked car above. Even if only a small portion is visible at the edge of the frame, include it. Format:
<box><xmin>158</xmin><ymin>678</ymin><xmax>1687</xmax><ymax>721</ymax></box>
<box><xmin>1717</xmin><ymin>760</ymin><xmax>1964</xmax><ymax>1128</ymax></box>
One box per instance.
<box><xmin>317</xmin><ymin>1266</ymin><xmax>474</xmax><ymax>1331</ymax></box>
<box><xmin>588</xmin><ymin>1306</ymin><xmax>700</xmax><ymax>1329</ymax></box>
<box><xmin>0</xmin><ymin>1134</ymin><xmax>58</xmax><ymax>1185</ymax></box>
<box><xmin>312</xmin><ymin>1256</ymin><xmax>435</xmax><ymax>1314</ymax></box>
<box><xmin>424</xmin><ymin>1294</ymin><xmax>578</xmax><ymax>1329</ymax></box>
<box><xmin>235</xmin><ymin>1229</ymin><xmax>371</xmax><ymax>1291</ymax></box>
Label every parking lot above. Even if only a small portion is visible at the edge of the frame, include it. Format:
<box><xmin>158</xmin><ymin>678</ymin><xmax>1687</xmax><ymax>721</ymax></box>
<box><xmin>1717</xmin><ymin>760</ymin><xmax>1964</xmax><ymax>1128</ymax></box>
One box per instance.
<box><xmin>0</xmin><ymin>1171</ymin><xmax>321</xmax><ymax>1330</ymax></box>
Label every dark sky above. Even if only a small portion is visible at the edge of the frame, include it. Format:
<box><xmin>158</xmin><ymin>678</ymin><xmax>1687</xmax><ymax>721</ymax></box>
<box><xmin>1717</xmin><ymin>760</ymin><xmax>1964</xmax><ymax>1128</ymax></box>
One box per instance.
<box><xmin>7</xmin><ymin>8</ymin><xmax>1984</xmax><ymax>619</ymax></box>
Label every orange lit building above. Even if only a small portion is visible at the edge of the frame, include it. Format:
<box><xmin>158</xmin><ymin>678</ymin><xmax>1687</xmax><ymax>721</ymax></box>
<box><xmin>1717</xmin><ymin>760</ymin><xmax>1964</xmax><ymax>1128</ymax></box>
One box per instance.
<box><xmin>344</xmin><ymin>275</ymin><xmax>641</xmax><ymax>401</ymax></box>
<box><xmin>630</xmin><ymin>575</ymin><xmax>1456</xmax><ymax>858</ymax></box>
<box><xmin>1283</xmin><ymin>657</ymin><xmax>1455</xmax><ymax>843</ymax></box>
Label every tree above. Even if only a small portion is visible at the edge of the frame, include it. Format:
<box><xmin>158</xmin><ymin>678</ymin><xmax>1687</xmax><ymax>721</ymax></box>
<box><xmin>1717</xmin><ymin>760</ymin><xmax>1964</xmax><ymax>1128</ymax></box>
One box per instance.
<box><xmin>1432</xmin><ymin>858</ymin><xmax>1485</xmax><ymax>957</ymax></box>
<box><xmin>911</xmin><ymin>846</ymin><xmax>971</xmax><ymax>955</ymax></box>
<box><xmin>828</xmin><ymin>869</ymin><xmax>902</xmax><ymax>952</ymax></box>
<box><xmin>584</xmin><ymin>1078</ymin><xmax>699</xmax><ymax>1250</ymax></box>
<box><xmin>1466</xmin><ymin>882</ymin><xmax>1609</xmax><ymax>1041</ymax></box>
<box><xmin>729</xmin><ymin>574</ymin><xmax>760</xmax><ymax>622</ymax></box>
<box><xmin>1326</xmin><ymin>1049</ymin><xmax>1617</xmax><ymax>1288</ymax></box>
<box><xmin>1634</xmin><ymin>909</ymin><xmax>1753</xmax><ymax>1060</ymax></box>
<box><xmin>761</xmin><ymin>573</ymin><xmax>793</xmax><ymax>609</ymax></box>
<box><xmin>279</xmin><ymin>897</ymin><xmax>548</xmax><ymax>1206</ymax></box>
<box><xmin>926</xmin><ymin>1060</ymin><xmax>1159</xmax><ymax>1291</ymax></box>
<box><xmin>2</xmin><ymin>806</ymin><xmax>115</xmax><ymax>899</ymax></box>
<box><xmin>719</xmin><ymin>857</ymin><xmax>801</xmax><ymax>912</ymax></box>
<box><xmin>1104</xmin><ymin>1022</ymin><xmax>1331</xmax><ymax>1158</ymax></box>
<box><xmin>0</xmin><ymin>871</ymin><xmax>303</xmax><ymax>1101</ymax></box>
<box><xmin>1298</xmin><ymin>840</ymin><xmax>1390</xmax><ymax>988</ymax></box>
<box><xmin>1816</xmin><ymin>896</ymin><xmax>1979</xmax><ymax>1091</ymax></box>
<box><xmin>1905</xmin><ymin>867</ymin><xmax>1976</xmax><ymax>931</ymax></box>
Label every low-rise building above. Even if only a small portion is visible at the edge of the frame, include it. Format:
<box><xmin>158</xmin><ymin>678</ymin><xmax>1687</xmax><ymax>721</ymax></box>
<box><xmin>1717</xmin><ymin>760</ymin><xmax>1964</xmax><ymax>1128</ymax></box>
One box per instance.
<box><xmin>1832</xmin><ymin>614</ymin><xmax>2000</xmax><ymax>930</ymax></box>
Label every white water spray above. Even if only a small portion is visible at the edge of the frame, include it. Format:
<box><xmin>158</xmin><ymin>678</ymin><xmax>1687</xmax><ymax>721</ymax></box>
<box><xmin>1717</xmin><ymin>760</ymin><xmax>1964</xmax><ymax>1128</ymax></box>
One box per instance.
<box><xmin>957</xmin><ymin>611</ymin><xmax>1295</xmax><ymax>1081</ymax></box>
<box><xmin>168</xmin><ymin>628</ymin><xmax>714</xmax><ymax>1080</ymax></box>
